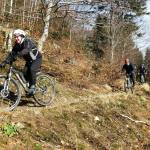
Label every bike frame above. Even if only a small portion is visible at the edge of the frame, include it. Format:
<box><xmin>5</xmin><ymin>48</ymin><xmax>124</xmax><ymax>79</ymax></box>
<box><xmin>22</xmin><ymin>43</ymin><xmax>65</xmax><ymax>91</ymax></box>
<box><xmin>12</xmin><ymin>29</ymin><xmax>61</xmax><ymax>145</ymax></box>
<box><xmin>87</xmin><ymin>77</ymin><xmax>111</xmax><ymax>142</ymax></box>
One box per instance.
<box><xmin>125</xmin><ymin>76</ymin><xmax>132</xmax><ymax>88</ymax></box>
<box><xmin>4</xmin><ymin>65</ymin><xmax>28</xmax><ymax>93</ymax></box>
<box><xmin>0</xmin><ymin>64</ymin><xmax>56</xmax><ymax>110</ymax></box>
<box><xmin>124</xmin><ymin>74</ymin><xmax>134</xmax><ymax>93</ymax></box>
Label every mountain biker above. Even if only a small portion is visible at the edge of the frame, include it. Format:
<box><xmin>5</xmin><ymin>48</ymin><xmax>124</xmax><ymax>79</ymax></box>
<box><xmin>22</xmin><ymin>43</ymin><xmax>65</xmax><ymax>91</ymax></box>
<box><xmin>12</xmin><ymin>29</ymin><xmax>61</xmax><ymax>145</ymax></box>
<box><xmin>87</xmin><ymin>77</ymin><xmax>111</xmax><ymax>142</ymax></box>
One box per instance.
<box><xmin>0</xmin><ymin>29</ymin><xmax>42</xmax><ymax>95</ymax></box>
<box><xmin>122</xmin><ymin>58</ymin><xmax>135</xmax><ymax>87</ymax></box>
<box><xmin>133</xmin><ymin>64</ymin><xmax>137</xmax><ymax>81</ymax></box>
<box><xmin>139</xmin><ymin>63</ymin><xmax>147</xmax><ymax>83</ymax></box>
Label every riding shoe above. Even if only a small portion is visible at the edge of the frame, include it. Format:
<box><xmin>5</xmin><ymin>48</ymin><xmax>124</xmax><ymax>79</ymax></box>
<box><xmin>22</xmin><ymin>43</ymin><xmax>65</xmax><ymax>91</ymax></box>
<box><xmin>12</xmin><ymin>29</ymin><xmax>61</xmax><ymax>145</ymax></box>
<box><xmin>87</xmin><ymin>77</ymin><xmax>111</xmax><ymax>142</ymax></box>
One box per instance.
<box><xmin>28</xmin><ymin>85</ymin><xmax>35</xmax><ymax>96</ymax></box>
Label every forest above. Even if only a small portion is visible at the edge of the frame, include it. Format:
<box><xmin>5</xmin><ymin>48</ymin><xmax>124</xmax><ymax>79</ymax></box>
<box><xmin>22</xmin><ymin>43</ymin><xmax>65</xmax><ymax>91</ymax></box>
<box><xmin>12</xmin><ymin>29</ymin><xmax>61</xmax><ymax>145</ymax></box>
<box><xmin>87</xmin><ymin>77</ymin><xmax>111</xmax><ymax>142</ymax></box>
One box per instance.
<box><xmin>0</xmin><ymin>0</ymin><xmax>147</xmax><ymax>87</ymax></box>
<box><xmin>0</xmin><ymin>0</ymin><xmax>150</xmax><ymax>149</ymax></box>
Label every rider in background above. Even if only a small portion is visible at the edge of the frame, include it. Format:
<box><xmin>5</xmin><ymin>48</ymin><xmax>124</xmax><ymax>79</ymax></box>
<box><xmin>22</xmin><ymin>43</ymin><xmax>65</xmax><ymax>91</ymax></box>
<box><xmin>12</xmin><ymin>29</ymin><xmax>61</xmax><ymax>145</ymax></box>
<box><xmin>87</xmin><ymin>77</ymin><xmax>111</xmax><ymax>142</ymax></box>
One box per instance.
<box><xmin>122</xmin><ymin>58</ymin><xmax>135</xmax><ymax>87</ymax></box>
<box><xmin>0</xmin><ymin>29</ymin><xmax>42</xmax><ymax>95</ymax></box>
<box><xmin>139</xmin><ymin>63</ymin><xmax>147</xmax><ymax>83</ymax></box>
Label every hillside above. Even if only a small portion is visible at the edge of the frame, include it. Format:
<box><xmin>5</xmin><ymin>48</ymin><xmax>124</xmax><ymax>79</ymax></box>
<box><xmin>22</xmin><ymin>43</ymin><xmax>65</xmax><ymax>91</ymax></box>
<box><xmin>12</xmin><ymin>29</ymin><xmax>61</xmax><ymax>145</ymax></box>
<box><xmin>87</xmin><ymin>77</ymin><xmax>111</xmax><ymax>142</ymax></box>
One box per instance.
<box><xmin>0</xmin><ymin>83</ymin><xmax>150</xmax><ymax>149</ymax></box>
<box><xmin>0</xmin><ymin>0</ymin><xmax>148</xmax><ymax>149</ymax></box>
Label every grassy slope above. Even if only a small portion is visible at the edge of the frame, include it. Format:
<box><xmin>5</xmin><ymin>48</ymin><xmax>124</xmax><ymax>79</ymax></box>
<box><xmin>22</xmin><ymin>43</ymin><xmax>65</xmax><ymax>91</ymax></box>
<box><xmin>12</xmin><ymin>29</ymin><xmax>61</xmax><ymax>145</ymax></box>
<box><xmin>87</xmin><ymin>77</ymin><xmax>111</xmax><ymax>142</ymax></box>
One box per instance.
<box><xmin>0</xmin><ymin>44</ymin><xmax>149</xmax><ymax>150</ymax></box>
<box><xmin>0</xmin><ymin>84</ymin><xmax>150</xmax><ymax>150</ymax></box>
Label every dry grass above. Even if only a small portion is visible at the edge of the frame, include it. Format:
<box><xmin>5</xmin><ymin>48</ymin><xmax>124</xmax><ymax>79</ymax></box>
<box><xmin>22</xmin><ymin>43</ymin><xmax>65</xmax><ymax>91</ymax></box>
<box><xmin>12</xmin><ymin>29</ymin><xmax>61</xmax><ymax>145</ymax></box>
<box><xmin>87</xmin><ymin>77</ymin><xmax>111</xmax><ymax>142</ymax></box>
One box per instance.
<box><xmin>0</xmin><ymin>39</ymin><xmax>149</xmax><ymax>149</ymax></box>
<box><xmin>0</xmin><ymin>38</ymin><xmax>122</xmax><ymax>93</ymax></box>
<box><xmin>0</xmin><ymin>85</ymin><xmax>149</xmax><ymax>149</ymax></box>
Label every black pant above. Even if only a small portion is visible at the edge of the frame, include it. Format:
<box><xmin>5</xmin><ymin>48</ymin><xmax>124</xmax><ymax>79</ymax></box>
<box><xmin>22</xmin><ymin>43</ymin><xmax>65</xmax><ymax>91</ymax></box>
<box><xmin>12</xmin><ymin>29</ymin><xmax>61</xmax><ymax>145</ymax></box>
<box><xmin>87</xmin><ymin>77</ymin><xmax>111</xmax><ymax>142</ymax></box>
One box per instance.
<box><xmin>127</xmin><ymin>73</ymin><xmax>135</xmax><ymax>86</ymax></box>
<box><xmin>23</xmin><ymin>57</ymin><xmax>42</xmax><ymax>87</ymax></box>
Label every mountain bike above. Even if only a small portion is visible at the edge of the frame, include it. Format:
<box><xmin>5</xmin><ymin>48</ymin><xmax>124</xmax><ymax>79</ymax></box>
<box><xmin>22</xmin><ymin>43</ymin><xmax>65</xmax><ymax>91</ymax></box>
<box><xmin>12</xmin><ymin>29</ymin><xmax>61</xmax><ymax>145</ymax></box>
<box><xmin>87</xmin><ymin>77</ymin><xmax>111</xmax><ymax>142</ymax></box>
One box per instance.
<box><xmin>0</xmin><ymin>64</ymin><xmax>55</xmax><ymax>111</ymax></box>
<box><xmin>139</xmin><ymin>73</ymin><xmax>146</xmax><ymax>84</ymax></box>
<box><xmin>124</xmin><ymin>74</ymin><xmax>134</xmax><ymax>93</ymax></box>
<box><xmin>140</xmin><ymin>74</ymin><xmax>145</xmax><ymax>83</ymax></box>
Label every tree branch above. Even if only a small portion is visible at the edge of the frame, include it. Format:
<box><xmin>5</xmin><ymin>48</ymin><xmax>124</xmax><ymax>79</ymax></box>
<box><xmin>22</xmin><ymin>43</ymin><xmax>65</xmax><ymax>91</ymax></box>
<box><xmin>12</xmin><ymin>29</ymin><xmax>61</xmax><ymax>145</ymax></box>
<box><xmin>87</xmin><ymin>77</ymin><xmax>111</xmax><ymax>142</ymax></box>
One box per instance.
<box><xmin>119</xmin><ymin>113</ymin><xmax>150</xmax><ymax>126</ymax></box>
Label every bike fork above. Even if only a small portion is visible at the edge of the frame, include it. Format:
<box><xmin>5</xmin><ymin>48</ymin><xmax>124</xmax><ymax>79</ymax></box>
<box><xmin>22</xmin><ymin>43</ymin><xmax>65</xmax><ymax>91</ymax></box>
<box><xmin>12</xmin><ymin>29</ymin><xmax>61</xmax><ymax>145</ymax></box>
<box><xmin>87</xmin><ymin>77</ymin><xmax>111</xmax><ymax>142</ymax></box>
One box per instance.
<box><xmin>3</xmin><ymin>79</ymin><xmax>9</xmax><ymax>90</ymax></box>
<box><xmin>4</xmin><ymin>71</ymin><xmax>12</xmax><ymax>90</ymax></box>
<box><xmin>1</xmin><ymin>78</ymin><xmax>10</xmax><ymax>98</ymax></box>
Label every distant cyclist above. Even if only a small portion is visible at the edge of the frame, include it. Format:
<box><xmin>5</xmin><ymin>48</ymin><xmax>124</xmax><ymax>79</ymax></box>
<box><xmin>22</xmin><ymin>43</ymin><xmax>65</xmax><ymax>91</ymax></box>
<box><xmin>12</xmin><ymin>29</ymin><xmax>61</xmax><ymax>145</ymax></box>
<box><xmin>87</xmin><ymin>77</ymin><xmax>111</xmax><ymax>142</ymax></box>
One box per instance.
<box><xmin>122</xmin><ymin>58</ymin><xmax>135</xmax><ymax>87</ymax></box>
<box><xmin>139</xmin><ymin>63</ymin><xmax>147</xmax><ymax>83</ymax></box>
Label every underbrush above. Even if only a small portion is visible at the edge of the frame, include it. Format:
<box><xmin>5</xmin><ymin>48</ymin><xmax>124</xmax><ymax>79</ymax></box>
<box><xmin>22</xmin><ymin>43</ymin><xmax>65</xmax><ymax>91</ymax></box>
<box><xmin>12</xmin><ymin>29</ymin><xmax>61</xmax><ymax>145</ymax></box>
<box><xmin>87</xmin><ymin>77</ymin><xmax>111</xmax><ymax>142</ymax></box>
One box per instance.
<box><xmin>0</xmin><ymin>91</ymin><xmax>149</xmax><ymax>149</ymax></box>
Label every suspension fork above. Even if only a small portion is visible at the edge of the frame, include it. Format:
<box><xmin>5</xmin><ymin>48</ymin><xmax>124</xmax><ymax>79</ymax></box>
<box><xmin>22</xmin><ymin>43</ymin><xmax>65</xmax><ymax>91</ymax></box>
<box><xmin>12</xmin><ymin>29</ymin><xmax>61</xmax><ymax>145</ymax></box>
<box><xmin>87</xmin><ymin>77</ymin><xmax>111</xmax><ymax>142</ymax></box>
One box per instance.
<box><xmin>3</xmin><ymin>67</ymin><xmax>12</xmax><ymax>91</ymax></box>
<box><xmin>0</xmin><ymin>67</ymin><xmax>13</xmax><ymax>98</ymax></box>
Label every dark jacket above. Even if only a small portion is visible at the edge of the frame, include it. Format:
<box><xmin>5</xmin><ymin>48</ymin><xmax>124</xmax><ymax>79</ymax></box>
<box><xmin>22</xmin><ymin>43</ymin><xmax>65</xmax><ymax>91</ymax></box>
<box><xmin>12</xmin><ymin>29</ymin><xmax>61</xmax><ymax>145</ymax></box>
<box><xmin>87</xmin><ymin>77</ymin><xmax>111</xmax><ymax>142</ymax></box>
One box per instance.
<box><xmin>122</xmin><ymin>63</ymin><xmax>134</xmax><ymax>75</ymax></box>
<box><xmin>5</xmin><ymin>37</ymin><xmax>42</xmax><ymax>64</ymax></box>
<box><xmin>139</xmin><ymin>66</ymin><xmax>146</xmax><ymax>75</ymax></box>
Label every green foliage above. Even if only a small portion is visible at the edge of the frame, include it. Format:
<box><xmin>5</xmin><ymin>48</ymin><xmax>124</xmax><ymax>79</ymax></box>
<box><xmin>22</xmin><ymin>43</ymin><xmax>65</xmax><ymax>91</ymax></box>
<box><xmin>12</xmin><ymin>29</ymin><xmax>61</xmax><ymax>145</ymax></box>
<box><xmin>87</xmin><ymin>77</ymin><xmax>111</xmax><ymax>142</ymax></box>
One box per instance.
<box><xmin>34</xmin><ymin>143</ymin><xmax>42</xmax><ymax>150</ymax></box>
<box><xmin>89</xmin><ymin>0</ymin><xmax>144</xmax><ymax>62</ymax></box>
<box><xmin>128</xmin><ymin>0</ymin><xmax>146</xmax><ymax>13</ymax></box>
<box><xmin>145</xmin><ymin>49</ymin><xmax>150</xmax><ymax>70</ymax></box>
<box><xmin>49</xmin><ymin>17</ymin><xmax>71</xmax><ymax>40</ymax></box>
<box><xmin>1</xmin><ymin>123</ymin><xmax>19</xmax><ymax>137</ymax></box>
<box><xmin>91</xmin><ymin>15</ymin><xmax>107</xmax><ymax>58</ymax></box>
<box><xmin>77</xmin><ymin>143</ymin><xmax>86</xmax><ymax>150</ymax></box>
<box><xmin>50</xmin><ymin>31</ymin><xmax>62</xmax><ymax>40</ymax></box>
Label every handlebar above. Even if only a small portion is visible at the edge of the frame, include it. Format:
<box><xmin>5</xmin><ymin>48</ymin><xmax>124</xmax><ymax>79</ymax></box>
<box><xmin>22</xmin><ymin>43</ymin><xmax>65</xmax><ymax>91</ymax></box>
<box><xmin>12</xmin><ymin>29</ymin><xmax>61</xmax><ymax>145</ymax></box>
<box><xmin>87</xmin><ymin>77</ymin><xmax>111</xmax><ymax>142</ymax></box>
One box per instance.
<box><xmin>1</xmin><ymin>62</ymin><xmax>23</xmax><ymax>74</ymax></box>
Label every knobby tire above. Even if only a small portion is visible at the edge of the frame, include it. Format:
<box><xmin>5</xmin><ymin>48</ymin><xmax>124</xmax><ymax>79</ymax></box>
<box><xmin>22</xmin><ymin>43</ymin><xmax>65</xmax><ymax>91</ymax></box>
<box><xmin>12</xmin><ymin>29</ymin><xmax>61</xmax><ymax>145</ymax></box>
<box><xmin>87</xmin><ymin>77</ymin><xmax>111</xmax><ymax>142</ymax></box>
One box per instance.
<box><xmin>33</xmin><ymin>73</ymin><xmax>55</xmax><ymax>106</ymax></box>
<box><xmin>0</xmin><ymin>75</ymin><xmax>21</xmax><ymax>111</ymax></box>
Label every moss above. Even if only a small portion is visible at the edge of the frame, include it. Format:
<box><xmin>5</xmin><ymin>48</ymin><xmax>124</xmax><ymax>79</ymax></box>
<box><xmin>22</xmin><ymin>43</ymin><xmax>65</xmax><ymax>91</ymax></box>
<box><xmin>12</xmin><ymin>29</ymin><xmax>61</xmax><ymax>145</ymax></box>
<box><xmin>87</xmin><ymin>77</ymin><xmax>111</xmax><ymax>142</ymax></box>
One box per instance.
<box><xmin>76</xmin><ymin>143</ymin><xmax>86</xmax><ymax>150</ymax></box>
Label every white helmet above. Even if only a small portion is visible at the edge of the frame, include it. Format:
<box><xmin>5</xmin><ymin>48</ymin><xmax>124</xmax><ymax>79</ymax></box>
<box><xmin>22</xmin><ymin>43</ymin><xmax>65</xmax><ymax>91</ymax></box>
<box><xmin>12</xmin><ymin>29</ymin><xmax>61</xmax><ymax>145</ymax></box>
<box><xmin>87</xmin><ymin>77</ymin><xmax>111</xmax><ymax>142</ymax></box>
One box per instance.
<box><xmin>13</xmin><ymin>29</ymin><xmax>26</xmax><ymax>37</ymax></box>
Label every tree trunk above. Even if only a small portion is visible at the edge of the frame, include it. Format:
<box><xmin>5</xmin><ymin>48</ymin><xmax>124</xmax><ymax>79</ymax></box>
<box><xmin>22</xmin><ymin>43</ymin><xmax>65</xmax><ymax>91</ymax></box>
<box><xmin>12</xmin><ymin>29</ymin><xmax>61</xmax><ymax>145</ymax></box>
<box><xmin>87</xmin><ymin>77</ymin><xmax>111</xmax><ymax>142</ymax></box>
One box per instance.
<box><xmin>10</xmin><ymin>0</ymin><xmax>13</xmax><ymax>14</ymax></box>
<box><xmin>3</xmin><ymin>0</ymin><xmax>6</xmax><ymax>16</ymax></box>
<box><xmin>3</xmin><ymin>30</ymin><xmax>13</xmax><ymax>51</ymax></box>
<box><xmin>38</xmin><ymin>1</ymin><xmax>53</xmax><ymax>52</ymax></box>
<box><xmin>7</xmin><ymin>31</ymin><xmax>13</xmax><ymax>51</ymax></box>
<box><xmin>22</xmin><ymin>0</ymin><xmax>26</xmax><ymax>27</ymax></box>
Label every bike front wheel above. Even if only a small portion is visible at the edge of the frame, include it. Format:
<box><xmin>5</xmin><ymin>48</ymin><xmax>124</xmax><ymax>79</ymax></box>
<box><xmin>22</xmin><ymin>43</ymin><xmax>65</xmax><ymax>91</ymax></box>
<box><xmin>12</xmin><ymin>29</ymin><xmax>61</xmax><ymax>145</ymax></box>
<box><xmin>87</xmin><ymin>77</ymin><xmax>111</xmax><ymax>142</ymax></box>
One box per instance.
<box><xmin>124</xmin><ymin>78</ymin><xmax>133</xmax><ymax>93</ymax></box>
<box><xmin>34</xmin><ymin>73</ymin><xmax>55</xmax><ymax>106</ymax></box>
<box><xmin>0</xmin><ymin>75</ymin><xmax>21</xmax><ymax>111</ymax></box>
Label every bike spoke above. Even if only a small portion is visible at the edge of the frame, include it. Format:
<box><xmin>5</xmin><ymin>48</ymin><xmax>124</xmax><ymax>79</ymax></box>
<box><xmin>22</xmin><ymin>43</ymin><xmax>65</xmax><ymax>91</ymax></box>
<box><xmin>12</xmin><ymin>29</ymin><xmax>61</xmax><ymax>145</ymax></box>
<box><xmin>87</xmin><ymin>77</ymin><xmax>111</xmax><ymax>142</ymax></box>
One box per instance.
<box><xmin>0</xmin><ymin>76</ymin><xmax>21</xmax><ymax>111</ymax></box>
<box><xmin>34</xmin><ymin>74</ymin><xmax>55</xmax><ymax>106</ymax></box>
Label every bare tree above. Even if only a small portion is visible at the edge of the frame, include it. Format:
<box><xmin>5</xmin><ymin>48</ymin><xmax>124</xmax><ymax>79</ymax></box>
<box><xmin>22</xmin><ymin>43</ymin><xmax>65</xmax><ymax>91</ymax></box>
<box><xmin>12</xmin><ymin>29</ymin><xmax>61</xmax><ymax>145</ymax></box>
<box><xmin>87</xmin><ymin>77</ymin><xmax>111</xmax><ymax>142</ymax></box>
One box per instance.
<box><xmin>10</xmin><ymin>0</ymin><xmax>13</xmax><ymax>14</ymax></box>
<box><xmin>38</xmin><ymin>0</ymin><xmax>54</xmax><ymax>52</ymax></box>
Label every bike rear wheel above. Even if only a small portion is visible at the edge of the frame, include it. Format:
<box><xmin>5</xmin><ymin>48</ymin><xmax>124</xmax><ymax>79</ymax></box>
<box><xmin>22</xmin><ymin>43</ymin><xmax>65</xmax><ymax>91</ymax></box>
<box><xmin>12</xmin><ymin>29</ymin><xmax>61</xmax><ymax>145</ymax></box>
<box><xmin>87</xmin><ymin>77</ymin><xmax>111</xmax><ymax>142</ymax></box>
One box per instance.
<box><xmin>0</xmin><ymin>75</ymin><xmax>21</xmax><ymax>111</ymax></box>
<box><xmin>34</xmin><ymin>73</ymin><xmax>55</xmax><ymax>106</ymax></box>
<box><xmin>141</xmin><ymin>75</ymin><xmax>145</xmax><ymax>83</ymax></box>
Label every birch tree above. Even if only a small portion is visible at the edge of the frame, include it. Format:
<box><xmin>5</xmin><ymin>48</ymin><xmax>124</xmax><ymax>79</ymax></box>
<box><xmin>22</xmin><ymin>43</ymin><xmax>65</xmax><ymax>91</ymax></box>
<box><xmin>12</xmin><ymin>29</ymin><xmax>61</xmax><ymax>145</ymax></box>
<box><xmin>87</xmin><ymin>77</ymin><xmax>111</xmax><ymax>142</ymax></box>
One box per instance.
<box><xmin>109</xmin><ymin>2</ymin><xmax>123</xmax><ymax>63</ymax></box>
<box><xmin>38</xmin><ymin>0</ymin><xmax>92</xmax><ymax>52</ymax></box>
<box><xmin>10</xmin><ymin>0</ymin><xmax>13</xmax><ymax>14</ymax></box>
<box><xmin>3</xmin><ymin>0</ymin><xmax>6</xmax><ymax>16</ymax></box>
<box><xmin>92</xmin><ymin>0</ymin><xmax>138</xmax><ymax>63</ymax></box>
<box><xmin>38</xmin><ymin>0</ymin><xmax>54</xmax><ymax>52</ymax></box>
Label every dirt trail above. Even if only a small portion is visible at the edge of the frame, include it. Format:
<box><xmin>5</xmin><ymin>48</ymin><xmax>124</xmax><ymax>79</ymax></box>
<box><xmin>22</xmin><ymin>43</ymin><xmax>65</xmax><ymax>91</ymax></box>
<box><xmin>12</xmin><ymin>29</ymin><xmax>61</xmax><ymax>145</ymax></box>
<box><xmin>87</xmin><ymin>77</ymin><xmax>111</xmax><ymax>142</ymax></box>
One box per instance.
<box><xmin>0</xmin><ymin>83</ymin><xmax>150</xmax><ymax>150</ymax></box>
<box><xmin>15</xmin><ymin>82</ymin><xmax>148</xmax><ymax>113</ymax></box>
